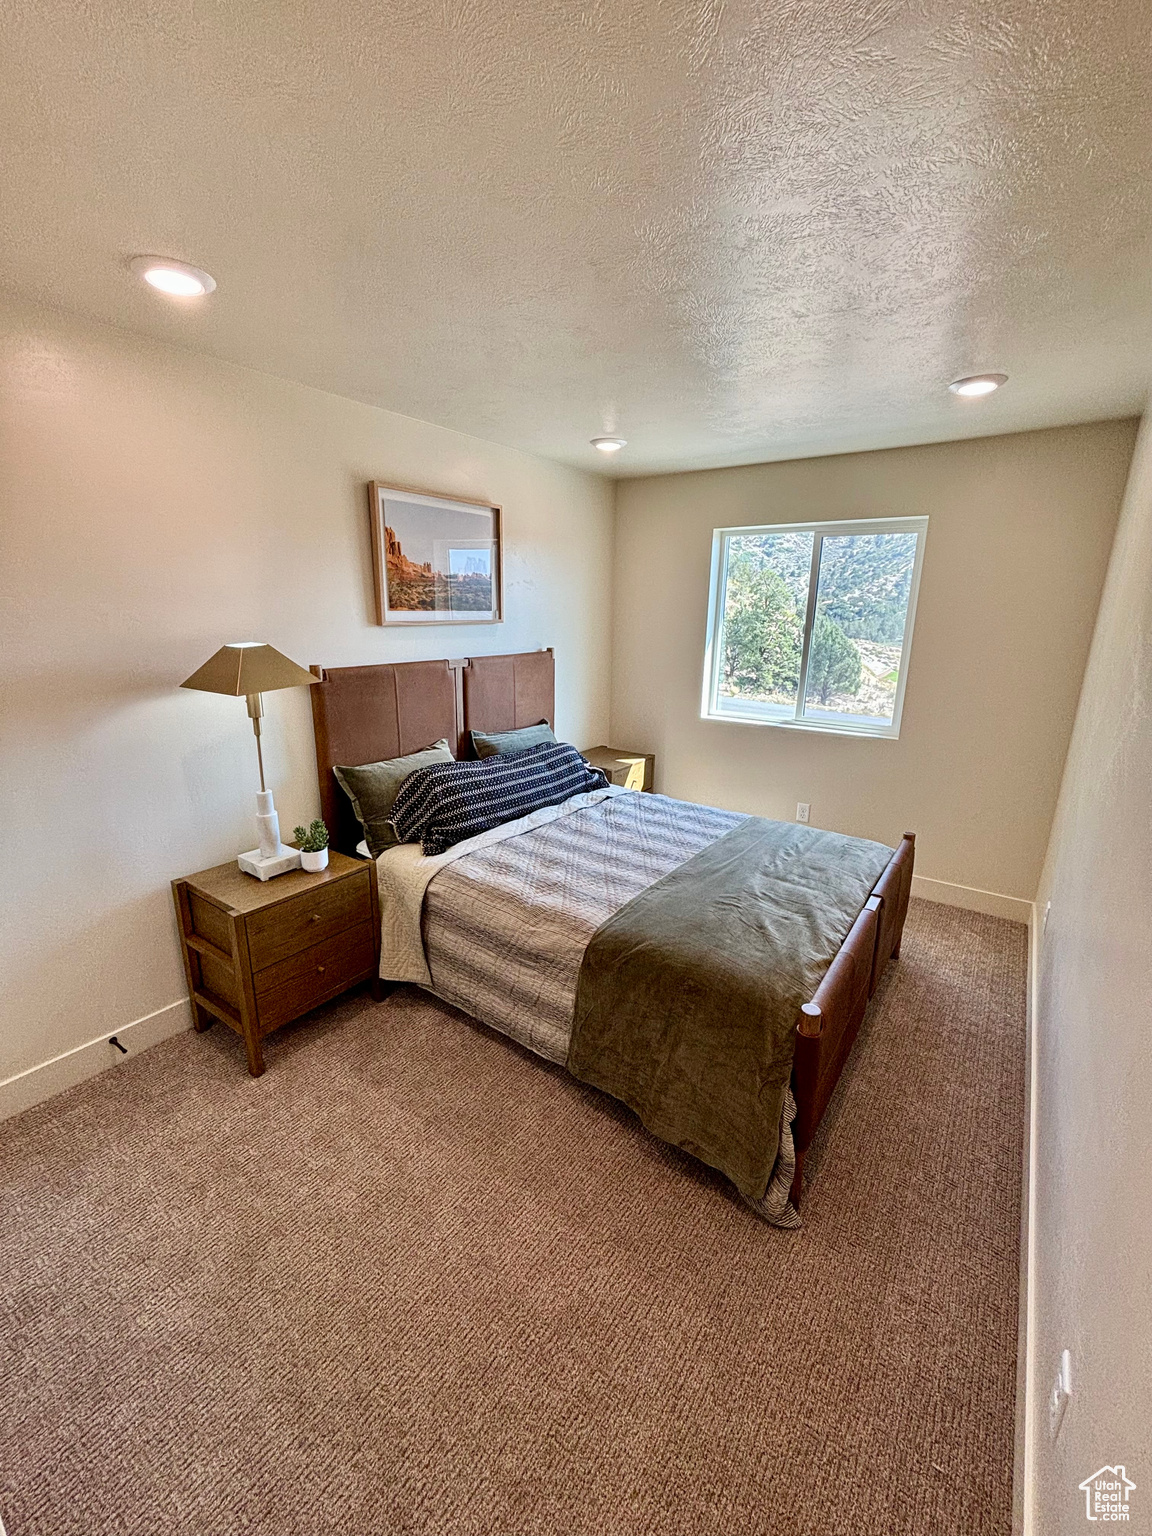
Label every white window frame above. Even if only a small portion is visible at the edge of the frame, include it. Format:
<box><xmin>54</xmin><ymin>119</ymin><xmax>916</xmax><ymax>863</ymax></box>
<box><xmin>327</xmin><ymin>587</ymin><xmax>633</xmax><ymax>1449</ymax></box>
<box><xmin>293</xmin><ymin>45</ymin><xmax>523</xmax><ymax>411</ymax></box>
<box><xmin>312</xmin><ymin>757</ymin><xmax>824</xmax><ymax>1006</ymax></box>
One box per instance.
<box><xmin>701</xmin><ymin>515</ymin><xmax>928</xmax><ymax>740</ymax></box>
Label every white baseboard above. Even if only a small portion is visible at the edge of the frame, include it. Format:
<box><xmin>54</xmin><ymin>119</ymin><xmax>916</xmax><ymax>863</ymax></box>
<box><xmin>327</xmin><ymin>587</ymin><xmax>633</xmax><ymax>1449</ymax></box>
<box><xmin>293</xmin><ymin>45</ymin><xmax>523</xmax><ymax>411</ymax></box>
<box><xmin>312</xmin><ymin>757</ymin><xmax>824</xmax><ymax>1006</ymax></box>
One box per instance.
<box><xmin>1014</xmin><ymin>903</ymin><xmax>1041</xmax><ymax>1535</ymax></box>
<box><xmin>911</xmin><ymin>873</ymin><xmax>1033</xmax><ymax>924</ymax></box>
<box><xmin>0</xmin><ymin>997</ymin><xmax>191</xmax><ymax>1124</ymax></box>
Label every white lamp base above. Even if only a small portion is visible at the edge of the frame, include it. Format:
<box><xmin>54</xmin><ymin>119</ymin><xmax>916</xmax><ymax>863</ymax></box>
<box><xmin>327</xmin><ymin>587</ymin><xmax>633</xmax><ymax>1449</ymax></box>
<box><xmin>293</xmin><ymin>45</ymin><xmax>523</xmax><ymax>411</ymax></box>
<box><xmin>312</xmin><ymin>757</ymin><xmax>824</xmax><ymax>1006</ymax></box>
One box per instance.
<box><xmin>238</xmin><ymin>846</ymin><xmax>302</xmax><ymax>881</ymax></box>
<box><xmin>238</xmin><ymin>788</ymin><xmax>301</xmax><ymax>879</ymax></box>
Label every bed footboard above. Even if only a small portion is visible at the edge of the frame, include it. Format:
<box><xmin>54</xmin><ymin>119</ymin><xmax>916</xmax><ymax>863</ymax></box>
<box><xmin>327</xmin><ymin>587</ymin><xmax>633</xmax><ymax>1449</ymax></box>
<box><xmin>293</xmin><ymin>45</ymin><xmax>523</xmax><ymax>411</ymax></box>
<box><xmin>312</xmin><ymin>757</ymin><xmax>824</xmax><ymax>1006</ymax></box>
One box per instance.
<box><xmin>790</xmin><ymin>895</ymin><xmax>881</xmax><ymax>1205</ymax></box>
<box><xmin>788</xmin><ymin>832</ymin><xmax>916</xmax><ymax>1209</ymax></box>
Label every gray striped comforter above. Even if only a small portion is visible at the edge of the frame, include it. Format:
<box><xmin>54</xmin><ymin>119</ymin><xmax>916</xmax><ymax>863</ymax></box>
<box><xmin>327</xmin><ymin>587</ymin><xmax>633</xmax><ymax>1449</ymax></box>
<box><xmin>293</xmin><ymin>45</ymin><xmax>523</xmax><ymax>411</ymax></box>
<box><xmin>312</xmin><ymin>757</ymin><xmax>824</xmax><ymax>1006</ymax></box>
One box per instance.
<box><xmin>421</xmin><ymin>790</ymin><xmax>744</xmax><ymax>1065</ymax></box>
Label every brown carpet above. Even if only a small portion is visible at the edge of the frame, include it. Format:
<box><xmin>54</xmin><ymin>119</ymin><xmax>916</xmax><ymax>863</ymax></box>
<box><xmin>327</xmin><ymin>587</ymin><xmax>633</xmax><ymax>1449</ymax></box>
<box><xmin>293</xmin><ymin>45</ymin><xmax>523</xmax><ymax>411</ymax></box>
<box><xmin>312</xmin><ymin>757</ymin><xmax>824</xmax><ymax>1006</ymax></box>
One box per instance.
<box><xmin>0</xmin><ymin>898</ymin><xmax>1027</xmax><ymax>1536</ymax></box>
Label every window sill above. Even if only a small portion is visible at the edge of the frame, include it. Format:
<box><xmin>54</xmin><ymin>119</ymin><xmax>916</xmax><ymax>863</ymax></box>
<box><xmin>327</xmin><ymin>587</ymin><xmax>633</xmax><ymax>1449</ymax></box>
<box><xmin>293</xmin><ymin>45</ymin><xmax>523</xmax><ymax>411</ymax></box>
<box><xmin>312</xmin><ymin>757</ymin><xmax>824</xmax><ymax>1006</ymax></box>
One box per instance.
<box><xmin>701</xmin><ymin>707</ymin><xmax>900</xmax><ymax>740</ymax></box>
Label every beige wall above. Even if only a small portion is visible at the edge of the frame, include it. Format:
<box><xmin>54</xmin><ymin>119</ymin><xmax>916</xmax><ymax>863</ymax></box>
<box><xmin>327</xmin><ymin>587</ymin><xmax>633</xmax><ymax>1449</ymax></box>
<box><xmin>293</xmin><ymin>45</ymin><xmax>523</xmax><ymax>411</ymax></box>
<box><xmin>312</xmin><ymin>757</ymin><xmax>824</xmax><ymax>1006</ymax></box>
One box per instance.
<box><xmin>611</xmin><ymin>423</ymin><xmax>1137</xmax><ymax>901</ymax></box>
<box><xmin>1030</xmin><ymin>412</ymin><xmax>1152</xmax><ymax>1532</ymax></box>
<box><xmin>0</xmin><ymin>296</ymin><xmax>613</xmax><ymax>1089</ymax></box>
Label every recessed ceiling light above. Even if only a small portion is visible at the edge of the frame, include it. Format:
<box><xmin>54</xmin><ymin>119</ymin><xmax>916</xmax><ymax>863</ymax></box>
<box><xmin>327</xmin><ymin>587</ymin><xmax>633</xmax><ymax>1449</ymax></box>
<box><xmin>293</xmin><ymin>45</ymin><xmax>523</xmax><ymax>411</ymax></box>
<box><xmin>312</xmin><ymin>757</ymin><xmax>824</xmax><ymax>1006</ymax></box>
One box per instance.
<box><xmin>591</xmin><ymin>436</ymin><xmax>627</xmax><ymax>453</ymax></box>
<box><xmin>129</xmin><ymin>255</ymin><xmax>217</xmax><ymax>297</ymax></box>
<box><xmin>948</xmin><ymin>373</ymin><xmax>1007</xmax><ymax>398</ymax></box>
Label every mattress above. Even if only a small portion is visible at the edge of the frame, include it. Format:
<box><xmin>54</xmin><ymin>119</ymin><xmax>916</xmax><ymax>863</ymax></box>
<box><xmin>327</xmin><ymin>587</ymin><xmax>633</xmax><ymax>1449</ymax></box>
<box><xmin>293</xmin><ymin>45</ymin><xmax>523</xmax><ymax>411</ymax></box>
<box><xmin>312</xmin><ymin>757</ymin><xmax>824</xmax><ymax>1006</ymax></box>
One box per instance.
<box><xmin>420</xmin><ymin>790</ymin><xmax>743</xmax><ymax>1063</ymax></box>
<box><xmin>373</xmin><ymin>787</ymin><xmax>830</xmax><ymax>1227</ymax></box>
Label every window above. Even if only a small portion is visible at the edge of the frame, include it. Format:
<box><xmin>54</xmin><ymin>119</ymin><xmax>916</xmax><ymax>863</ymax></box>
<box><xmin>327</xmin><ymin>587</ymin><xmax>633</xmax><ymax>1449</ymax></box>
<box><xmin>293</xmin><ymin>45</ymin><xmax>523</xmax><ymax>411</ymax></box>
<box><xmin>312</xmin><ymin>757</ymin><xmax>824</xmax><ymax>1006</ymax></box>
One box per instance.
<box><xmin>701</xmin><ymin>516</ymin><xmax>928</xmax><ymax>738</ymax></box>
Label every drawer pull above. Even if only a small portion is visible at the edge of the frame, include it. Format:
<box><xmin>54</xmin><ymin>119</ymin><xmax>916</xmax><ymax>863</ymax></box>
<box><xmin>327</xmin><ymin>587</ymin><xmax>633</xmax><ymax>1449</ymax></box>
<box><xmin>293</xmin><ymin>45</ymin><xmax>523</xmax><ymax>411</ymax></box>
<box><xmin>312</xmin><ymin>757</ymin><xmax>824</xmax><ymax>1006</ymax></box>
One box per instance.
<box><xmin>316</xmin><ymin>964</ymin><xmax>326</xmax><ymax>974</ymax></box>
<box><xmin>310</xmin><ymin>913</ymin><xmax>322</xmax><ymax>923</ymax></box>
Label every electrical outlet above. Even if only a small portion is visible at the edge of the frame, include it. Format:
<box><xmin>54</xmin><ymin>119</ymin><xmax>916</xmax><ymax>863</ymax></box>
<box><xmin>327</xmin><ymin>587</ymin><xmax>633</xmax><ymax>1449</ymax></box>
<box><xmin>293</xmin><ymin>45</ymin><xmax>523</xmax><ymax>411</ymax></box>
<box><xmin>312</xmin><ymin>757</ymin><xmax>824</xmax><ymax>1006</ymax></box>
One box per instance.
<box><xmin>1049</xmin><ymin>1349</ymin><xmax>1072</xmax><ymax>1441</ymax></box>
<box><xmin>796</xmin><ymin>802</ymin><xmax>810</xmax><ymax>824</ymax></box>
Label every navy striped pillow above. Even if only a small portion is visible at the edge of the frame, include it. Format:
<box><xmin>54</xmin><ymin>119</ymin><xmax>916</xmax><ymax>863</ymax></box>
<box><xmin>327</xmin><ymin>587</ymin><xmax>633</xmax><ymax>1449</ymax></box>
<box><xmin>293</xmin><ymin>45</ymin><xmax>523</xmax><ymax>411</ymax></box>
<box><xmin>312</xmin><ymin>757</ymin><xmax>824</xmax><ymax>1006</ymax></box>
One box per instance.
<box><xmin>390</xmin><ymin>742</ymin><xmax>609</xmax><ymax>856</ymax></box>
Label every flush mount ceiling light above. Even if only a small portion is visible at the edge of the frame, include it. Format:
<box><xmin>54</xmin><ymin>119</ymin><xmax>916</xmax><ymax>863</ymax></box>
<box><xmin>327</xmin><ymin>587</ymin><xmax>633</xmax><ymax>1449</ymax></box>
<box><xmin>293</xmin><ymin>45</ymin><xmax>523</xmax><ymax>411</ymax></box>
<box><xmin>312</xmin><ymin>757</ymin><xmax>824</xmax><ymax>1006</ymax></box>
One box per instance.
<box><xmin>591</xmin><ymin>436</ymin><xmax>627</xmax><ymax>454</ymax></box>
<box><xmin>948</xmin><ymin>373</ymin><xmax>1008</xmax><ymax>398</ymax></box>
<box><xmin>129</xmin><ymin>255</ymin><xmax>217</xmax><ymax>297</ymax></box>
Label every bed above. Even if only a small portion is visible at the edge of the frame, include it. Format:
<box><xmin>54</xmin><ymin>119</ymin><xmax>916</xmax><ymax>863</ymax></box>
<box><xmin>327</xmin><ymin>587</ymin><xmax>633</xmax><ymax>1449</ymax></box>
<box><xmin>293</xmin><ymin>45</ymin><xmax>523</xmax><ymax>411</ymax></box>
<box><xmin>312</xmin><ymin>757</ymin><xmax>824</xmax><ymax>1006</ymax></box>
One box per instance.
<box><xmin>310</xmin><ymin>649</ymin><xmax>914</xmax><ymax>1222</ymax></box>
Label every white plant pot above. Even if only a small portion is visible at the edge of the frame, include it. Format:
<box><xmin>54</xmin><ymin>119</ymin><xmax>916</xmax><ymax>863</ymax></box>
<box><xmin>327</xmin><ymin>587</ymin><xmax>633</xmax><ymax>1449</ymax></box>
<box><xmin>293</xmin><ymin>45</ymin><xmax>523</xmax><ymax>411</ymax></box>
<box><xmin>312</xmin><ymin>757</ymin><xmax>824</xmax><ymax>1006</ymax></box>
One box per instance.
<box><xmin>300</xmin><ymin>847</ymin><xmax>329</xmax><ymax>872</ymax></box>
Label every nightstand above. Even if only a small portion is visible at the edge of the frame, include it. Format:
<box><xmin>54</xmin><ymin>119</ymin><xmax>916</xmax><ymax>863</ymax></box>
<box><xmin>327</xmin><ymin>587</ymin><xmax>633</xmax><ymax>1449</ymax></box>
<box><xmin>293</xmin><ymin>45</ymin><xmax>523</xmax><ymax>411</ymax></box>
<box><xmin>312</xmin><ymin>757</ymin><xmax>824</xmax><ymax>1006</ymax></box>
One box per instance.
<box><xmin>172</xmin><ymin>851</ymin><xmax>380</xmax><ymax>1076</ymax></box>
<box><xmin>582</xmin><ymin>745</ymin><xmax>655</xmax><ymax>793</ymax></box>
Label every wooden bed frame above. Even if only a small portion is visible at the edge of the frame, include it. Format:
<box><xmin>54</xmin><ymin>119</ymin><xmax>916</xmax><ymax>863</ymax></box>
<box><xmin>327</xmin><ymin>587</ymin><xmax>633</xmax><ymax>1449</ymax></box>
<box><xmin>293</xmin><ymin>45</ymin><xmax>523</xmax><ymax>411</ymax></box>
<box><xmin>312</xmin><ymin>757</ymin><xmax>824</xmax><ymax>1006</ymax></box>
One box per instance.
<box><xmin>309</xmin><ymin>649</ymin><xmax>914</xmax><ymax>1210</ymax></box>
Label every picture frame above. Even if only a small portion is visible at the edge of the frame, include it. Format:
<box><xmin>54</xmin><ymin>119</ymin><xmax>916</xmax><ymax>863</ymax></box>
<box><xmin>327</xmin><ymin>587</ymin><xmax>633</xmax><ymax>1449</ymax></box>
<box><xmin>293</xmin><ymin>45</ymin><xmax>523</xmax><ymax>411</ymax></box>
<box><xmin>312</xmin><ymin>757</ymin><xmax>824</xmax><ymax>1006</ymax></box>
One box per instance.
<box><xmin>368</xmin><ymin>482</ymin><xmax>503</xmax><ymax>626</ymax></box>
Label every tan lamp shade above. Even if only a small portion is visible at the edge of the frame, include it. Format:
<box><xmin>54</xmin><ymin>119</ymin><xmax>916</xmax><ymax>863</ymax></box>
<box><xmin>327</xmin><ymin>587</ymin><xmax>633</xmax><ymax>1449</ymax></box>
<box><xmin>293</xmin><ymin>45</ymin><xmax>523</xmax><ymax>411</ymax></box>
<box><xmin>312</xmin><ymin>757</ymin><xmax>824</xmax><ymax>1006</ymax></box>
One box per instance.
<box><xmin>180</xmin><ymin>643</ymin><xmax>318</xmax><ymax>696</ymax></box>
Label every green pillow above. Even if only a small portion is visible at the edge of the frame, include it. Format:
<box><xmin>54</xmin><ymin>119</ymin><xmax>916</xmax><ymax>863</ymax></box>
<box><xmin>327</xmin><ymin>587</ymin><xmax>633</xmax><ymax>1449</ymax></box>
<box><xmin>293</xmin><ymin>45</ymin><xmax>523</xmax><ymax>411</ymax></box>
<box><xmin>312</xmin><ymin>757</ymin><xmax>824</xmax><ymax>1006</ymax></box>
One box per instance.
<box><xmin>333</xmin><ymin>739</ymin><xmax>455</xmax><ymax>857</ymax></box>
<box><xmin>469</xmin><ymin>721</ymin><xmax>557</xmax><ymax>759</ymax></box>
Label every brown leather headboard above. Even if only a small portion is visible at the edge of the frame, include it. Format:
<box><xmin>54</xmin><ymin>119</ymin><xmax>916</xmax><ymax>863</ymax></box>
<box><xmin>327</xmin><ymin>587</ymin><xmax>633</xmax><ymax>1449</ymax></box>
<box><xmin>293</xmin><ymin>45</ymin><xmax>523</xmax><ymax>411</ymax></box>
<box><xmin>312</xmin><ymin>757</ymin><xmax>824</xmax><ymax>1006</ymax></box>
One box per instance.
<box><xmin>309</xmin><ymin>659</ymin><xmax>464</xmax><ymax>854</ymax></box>
<box><xmin>461</xmin><ymin>649</ymin><xmax>555</xmax><ymax>742</ymax></box>
<box><xmin>309</xmin><ymin>649</ymin><xmax>555</xmax><ymax>854</ymax></box>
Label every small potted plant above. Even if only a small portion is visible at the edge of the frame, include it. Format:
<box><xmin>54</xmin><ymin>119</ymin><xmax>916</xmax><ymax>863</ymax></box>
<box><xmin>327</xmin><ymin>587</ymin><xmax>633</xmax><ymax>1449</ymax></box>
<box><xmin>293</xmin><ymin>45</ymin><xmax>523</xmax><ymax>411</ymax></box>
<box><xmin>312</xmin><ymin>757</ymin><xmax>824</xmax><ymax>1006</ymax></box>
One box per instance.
<box><xmin>294</xmin><ymin>818</ymin><xmax>330</xmax><ymax>872</ymax></box>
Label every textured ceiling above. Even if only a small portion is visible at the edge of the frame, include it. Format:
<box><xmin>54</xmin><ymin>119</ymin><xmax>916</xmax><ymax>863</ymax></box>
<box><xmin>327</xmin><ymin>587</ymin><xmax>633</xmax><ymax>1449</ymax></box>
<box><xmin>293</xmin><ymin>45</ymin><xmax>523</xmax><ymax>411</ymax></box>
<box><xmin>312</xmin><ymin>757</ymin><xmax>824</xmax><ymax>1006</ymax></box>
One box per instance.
<box><xmin>1</xmin><ymin>0</ymin><xmax>1149</xmax><ymax>476</ymax></box>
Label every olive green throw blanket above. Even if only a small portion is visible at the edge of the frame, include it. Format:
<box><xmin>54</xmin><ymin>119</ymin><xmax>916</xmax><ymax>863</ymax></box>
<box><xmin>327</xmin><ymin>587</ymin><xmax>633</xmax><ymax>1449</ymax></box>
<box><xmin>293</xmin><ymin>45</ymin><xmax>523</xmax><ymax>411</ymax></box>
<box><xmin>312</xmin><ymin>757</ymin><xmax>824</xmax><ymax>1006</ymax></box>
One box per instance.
<box><xmin>567</xmin><ymin>818</ymin><xmax>893</xmax><ymax>1203</ymax></box>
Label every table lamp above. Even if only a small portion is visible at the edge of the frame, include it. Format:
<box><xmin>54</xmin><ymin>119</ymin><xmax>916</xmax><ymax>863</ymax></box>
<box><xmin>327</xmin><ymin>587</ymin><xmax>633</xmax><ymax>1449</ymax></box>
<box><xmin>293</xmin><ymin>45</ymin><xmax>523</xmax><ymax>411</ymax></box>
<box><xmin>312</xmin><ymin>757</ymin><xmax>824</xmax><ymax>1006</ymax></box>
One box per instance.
<box><xmin>181</xmin><ymin>642</ymin><xmax>318</xmax><ymax>880</ymax></box>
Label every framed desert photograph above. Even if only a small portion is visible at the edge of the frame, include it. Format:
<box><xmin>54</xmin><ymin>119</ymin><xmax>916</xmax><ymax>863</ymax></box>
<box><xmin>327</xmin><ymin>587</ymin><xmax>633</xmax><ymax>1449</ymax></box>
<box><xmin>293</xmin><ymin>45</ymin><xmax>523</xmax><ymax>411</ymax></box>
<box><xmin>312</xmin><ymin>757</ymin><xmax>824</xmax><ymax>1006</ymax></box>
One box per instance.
<box><xmin>368</xmin><ymin>482</ymin><xmax>503</xmax><ymax>625</ymax></box>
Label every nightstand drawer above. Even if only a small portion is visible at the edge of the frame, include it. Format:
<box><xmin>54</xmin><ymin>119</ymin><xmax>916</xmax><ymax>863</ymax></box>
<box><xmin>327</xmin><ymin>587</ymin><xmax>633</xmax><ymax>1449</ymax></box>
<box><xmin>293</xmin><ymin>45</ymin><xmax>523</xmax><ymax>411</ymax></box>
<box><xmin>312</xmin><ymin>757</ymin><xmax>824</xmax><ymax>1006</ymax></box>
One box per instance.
<box><xmin>246</xmin><ymin>871</ymin><xmax>370</xmax><ymax>970</ymax></box>
<box><xmin>255</xmin><ymin>922</ymin><xmax>376</xmax><ymax>1033</ymax></box>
